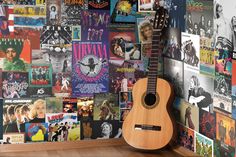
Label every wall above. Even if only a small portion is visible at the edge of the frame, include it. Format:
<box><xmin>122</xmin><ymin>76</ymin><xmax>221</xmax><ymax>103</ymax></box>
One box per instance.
<box><xmin>0</xmin><ymin>0</ymin><xmax>235</xmax><ymax>157</ymax></box>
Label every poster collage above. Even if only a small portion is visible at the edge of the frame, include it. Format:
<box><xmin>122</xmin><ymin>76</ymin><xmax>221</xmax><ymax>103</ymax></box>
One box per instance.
<box><xmin>0</xmin><ymin>0</ymin><xmax>234</xmax><ymax>156</ymax></box>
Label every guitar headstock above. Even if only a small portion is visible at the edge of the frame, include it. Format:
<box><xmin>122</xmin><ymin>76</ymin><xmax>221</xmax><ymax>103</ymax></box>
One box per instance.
<box><xmin>153</xmin><ymin>6</ymin><xmax>169</xmax><ymax>31</ymax></box>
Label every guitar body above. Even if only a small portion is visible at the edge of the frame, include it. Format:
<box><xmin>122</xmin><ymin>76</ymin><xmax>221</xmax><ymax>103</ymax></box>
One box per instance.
<box><xmin>122</xmin><ymin>78</ymin><xmax>175</xmax><ymax>150</ymax></box>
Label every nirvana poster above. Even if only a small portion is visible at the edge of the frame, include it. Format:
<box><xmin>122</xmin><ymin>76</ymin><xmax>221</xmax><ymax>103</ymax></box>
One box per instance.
<box><xmin>72</xmin><ymin>42</ymin><xmax>109</xmax><ymax>97</ymax></box>
<box><xmin>2</xmin><ymin>72</ymin><xmax>29</xmax><ymax>98</ymax></box>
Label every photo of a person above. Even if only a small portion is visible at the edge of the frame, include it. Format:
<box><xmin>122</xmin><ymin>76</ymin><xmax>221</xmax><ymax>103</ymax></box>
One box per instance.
<box><xmin>125</xmin><ymin>43</ymin><xmax>141</xmax><ymax>60</ymax></box>
<box><xmin>99</xmin><ymin>100</ymin><xmax>117</xmax><ymax>120</ymax></box>
<box><xmin>29</xmin><ymin>99</ymin><xmax>46</xmax><ymax>123</ymax></box>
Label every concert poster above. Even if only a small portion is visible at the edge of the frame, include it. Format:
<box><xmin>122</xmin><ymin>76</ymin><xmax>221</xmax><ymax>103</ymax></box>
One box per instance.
<box><xmin>93</xmin><ymin>93</ymin><xmax>119</xmax><ymax>121</ymax></box>
<box><xmin>183</xmin><ymin>69</ymin><xmax>214</xmax><ymax>113</ymax></box>
<box><xmin>214</xmin><ymin>139</ymin><xmax>235</xmax><ymax>157</ymax></box>
<box><xmin>25</xmin><ymin>123</ymin><xmax>48</xmax><ymax>143</ymax></box>
<box><xmin>45</xmin><ymin>97</ymin><xmax>63</xmax><ymax>113</ymax></box>
<box><xmin>186</xmin><ymin>0</ymin><xmax>214</xmax><ymax>39</ymax></box>
<box><xmin>110</xmin><ymin>0</ymin><xmax>137</xmax><ymax>23</ymax></box>
<box><xmin>109</xmin><ymin>24</ymin><xmax>136</xmax><ymax>60</ymax></box>
<box><xmin>213</xmin><ymin>74</ymin><xmax>232</xmax><ymax>114</ymax></box>
<box><xmin>162</xmin><ymin>28</ymin><xmax>182</xmax><ymax>61</ymax></box>
<box><xmin>182</xmin><ymin>32</ymin><xmax>200</xmax><ymax>73</ymax></box>
<box><xmin>177</xmin><ymin>122</ymin><xmax>194</xmax><ymax>152</ymax></box>
<box><xmin>200</xmin><ymin>47</ymin><xmax>215</xmax><ymax>77</ymax></box>
<box><xmin>81</xmin><ymin>10</ymin><xmax>109</xmax><ymax>42</ymax></box>
<box><xmin>177</xmin><ymin>99</ymin><xmax>199</xmax><ymax>132</ymax></box>
<box><xmin>88</xmin><ymin>0</ymin><xmax>110</xmax><ymax>10</ymax></box>
<box><xmin>199</xmin><ymin>109</ymin><xmax>215</xmax><ymax>139</ymax></box>
<box><xmin>46</xmin><ymin>0</ymin><xmax>61</xmax><ymax>25</ymax></box>
<box><xmin>2</xmin><ymin>71</ymin><xmax>29</xmax><ymax>98</ymax></box>
<box><xmin>77</xmin><ymin>97</ymin><xmax>93</xmax><ymax>121</ymax></box>
<box><xmin>80</xmin><ymin>120</ymin><xmax>122</xmax><ymax>140</ymax></box>
<box><xmin>62</xmin><ymin>97</ymin><xmax>77</xmax><ymax>113</ymax></box>
<box><xmin>216</xmin><ymin>112</ymin><xmax>235</xmax><ymax>147</ymax></box>
<box><xmin>195</xmin><ymin>132</ymin><xmax>213</xmax><ymax>157</ymax></box>
<box><xmin>3</xmin><ymin>133</ymin><xmax>24</xmax><ymax>144</ymax></box>
<box><xmin>0</xmin><ymin>38</ymin><xmax>31</xmax><ymax>72</ymax></box>
<box><xmin>45</xmin><ymin>113</ymin><xmax>77</xmax><ymax>142</ymax></box>
<box><xmin>163</xmin><ymin>57</ymin><xmax>184</xmax><ymax>98</ymax></box>
<box><xmin>61</xmin><ymin>0</ymin><xmax>87</xmax><ymax>26</ymax></box>
<box><xmin>40</xmin><ymin>25</ymin><xmax>72</xmax><ymax>49</ymax></box>
<box><xmin>215</xmin><ymin>48</ymin><xmax>232</xmax><ymax>77</ymax></box>
<box><xmin>52</xmin><ymin>73</ymin><xmax>72</xmax><ymax>97</ymax></box>
<box><xmin>72</xmin><ymin>42</ymin><xmax>109</xmax><ymax>97</ymax></box>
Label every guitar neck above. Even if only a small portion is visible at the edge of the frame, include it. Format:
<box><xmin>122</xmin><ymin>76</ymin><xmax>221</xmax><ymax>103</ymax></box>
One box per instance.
<box><xmin>147</xmin><ymin>30</ymin><xmax>162</xmax><ymax>94</ymax></box>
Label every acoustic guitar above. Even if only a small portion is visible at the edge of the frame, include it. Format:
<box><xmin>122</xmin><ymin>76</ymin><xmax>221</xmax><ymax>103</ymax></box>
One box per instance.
<box><xmin>122</xmin><ymin>6</ymin><xmax>175</xmax><ymax>150</ymax></box>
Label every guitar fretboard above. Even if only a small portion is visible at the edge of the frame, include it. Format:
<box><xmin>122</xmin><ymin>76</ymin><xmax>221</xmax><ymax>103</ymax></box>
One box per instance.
<box><xmin>147</xmin><ymin>30</ymin><xmax>162</xmax><ymax>94</ymax></box>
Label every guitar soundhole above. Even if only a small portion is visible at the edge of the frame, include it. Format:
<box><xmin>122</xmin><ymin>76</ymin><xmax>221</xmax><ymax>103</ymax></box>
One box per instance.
<box><xmin>144</xmin><ymin>93</ymin><xmax>157</xmax><ymax>107</ymax></box>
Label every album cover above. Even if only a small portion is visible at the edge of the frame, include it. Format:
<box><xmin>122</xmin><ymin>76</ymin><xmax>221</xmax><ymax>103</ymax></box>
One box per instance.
<box><xmin>46</xmin><ymin>113</ymin><xmax>77</xmax><ymax>142</ymax></box>
<box><xmin>110</xmin><ymin>0</ymin><xmax>137</xmax><ymax>23</ymax></box>
<box><xmin>13</xmin><ymin>5</ymin><xmax>46</xmax><ymax>17</ymax></box>
<box><xmin>77</xmin><ymin>97</ymin><xmax>93</xmax><ymax>121</ymax></box>
<box><xmin>14</xmin><ymin>16</ymin><xmax>46</xmax><ymax>28</ymax></box>
<box><xmin>213</xmin><ymin>0</ymin><xmax>236</xmax><ymax>52</ymax></box>
<box><xmin>168</xmin><ymin>0</ymin><xmax>186</xmax><ymax>32</ymax></box>
<box><xmin>94</xmin><ymin>93</ymin><xmax>119</xmax><ymax>121</ymax></box>
<box><xmin>213</xmin><ymin>74</ymin><xmax>232</xmax><ymax>114</ymax></box>
<box><xmin>125</xmin><ymin>43</ymin><xmax>142</xmax><ymax>61</ymax></box>
<box><xmin>3</xmin><ymin>98</ymin><xmax>46</xmax><ymax>131</ymax></box>
<box><xmin>29</xmin><ymin>64</ymin><xmax>52</xmax><ymax>88</ymax></box>
<box><xmin>45</xmin><ymin>97</ymin><xmax>63</xmax><ymax>113</ymax></box>
<box><xmin>177</xmin><ymin>99</ymin><xmax>199</xmax><ymax>131</ymax></box>
<box><xmin>232</xmin><ymin>60</ymin><xmax>236</xmax><ymax>96</ymax></box>
<box><xmin>2</xmin><ymin>71</ymin><xmax>29</xmax><ymax>98</ymax></box>
<box><xmin>214</xmin><ymin>139</ymin><xmax>235</xmax><ymax>157</ymax></box>
<box><xmin>72</xmin><ymin>26</ymin><xmax>81</xmax><ymax>41</ymax></box>
<box><xmin>177</xmin><ymin>123</ymin><xmax>194</xmax><ymax>151</ymax></box>
<box><xmin>136</xmin><ymin>17</ymin><xmax>154</xmax><ymax>45</ymax></box>
<box><xmin>109</xmin><ymin>24</ymin><xmax>136</xmax><ymax>60</ymax></box>
<box><xmin>119</xmin><ymin>91</ymin><xmax>133</xmax><ymax>110</ymax></box>
<box><xmin>46</xmin><ymin>0</ymin><xmax>61</xmax><ymax>25</ymax></box>
<box><xmin>215</xmin><ymin>48</ymin><xmax>232</xmax><ymax>76</ymax></box>
<box><xmin>195</xmin><ymin>132</ymin><xmax>213</xmax><ymax>157</ymax></box>
<box><xmin>182</xmin><ymin>32</ymin><xmax>200</xmax><ymax>72</ymax></box>
<box><xmin>186</xmin><ymin>0</ymin><xmax>214</xmax><ymax>39</ymax></box>
<box><xmin>81</xmin><ymin>10</ymin><xmax>109</xmax><ymax>42</ymax></box>
<box><xmin>25</xmin><ymin>123</ymin><xmax>48</xmax><ymax>143</ymax></box>
<box><xmin>62</xmin><ymin>97</ymin><xmax>77</xmax><ymax>113</ymax></box>
<box><xmin>216</xmin><ymin>112</ymin><xmax>235</xmax><ymax>147</ymax></box>
<box><xmin>52</xmin><ymin>73</ymin><xmax>72</xmax><ymax>97</ymax></box>
<box><xmin>0</xmin><ymin>38</ymin><xmax>31</xmax><ymax>71</ymax></box>
<box><xmin>61</xmin><ymin>0</ymin><xmax>87</xmax><ymax>26</ymax></box>
<box><xmin>0</xmin><ymin>5</ymin><xmax>12</xmax><ymax>37</ymax></box>
<box><xmin>164</xmin><ymin>57</ymin><xmax>184</xmax><ymax>98</ymax></box>
<box><xmin>67</xmin><ymin>122</ymin><xmax>80</xmax><ymax>141</ymax></box>
<box><xmin>3</xmin><ymin>133</ymin><xmax>24</xmax><ymax>144</ymax></box>
<box><xmin>200</xmin><ymin>47</ymin><xmax>215</xmax><ymax>76</ymax></box>
<box><xmin>80</xmin><ymin>120</ymin><xmax>122</xmax><ymax>140</ymax></box>
<box><xmin>72</xmin><ymin>42</ymin><xmax>109</xmax><ymax>97</ymax></box>
<box><xmin>88</xmin><ymin>0</ymin><xmax>110</xmax><ymax>10</ymax></box>
<box><xmin>40</xmin><ymin>26</ymin><xmax>72</xmax><ymax>49</ymax></box>
<box><xmin>183</xmin><ymin>70</ymin><xmax>214</xmax><ymax>113</ymax></box>
<box><xmin>199</xmin><ymin>109</ymin><xmax>216</xmax><ymax>139</ymax></box>
<box><xmin>162</xmin><ymin>28</ymin><xmax>182</xmax><ymax>61</ymax></box>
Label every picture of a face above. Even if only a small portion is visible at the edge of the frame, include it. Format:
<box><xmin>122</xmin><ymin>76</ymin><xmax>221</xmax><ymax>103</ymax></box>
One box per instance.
<box><xmin>35</xmin><ymin>102</ymin><xmax>45</xmax><ymax>118</ymax></box>
<box><xmin>102</xmin><ymin>123</ymin><xmax>112</xmax><ymax>136</ymax></box>
<box><xmin>6</xmin><ymin>48</ymin><xmax>17</xmax><ymax>62</ymax></box>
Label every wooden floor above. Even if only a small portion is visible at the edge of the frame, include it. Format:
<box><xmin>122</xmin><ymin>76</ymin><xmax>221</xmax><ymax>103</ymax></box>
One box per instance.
<box><xmin>0</xmin><ymin>145</ymin><xmax>185</xmax><ymax>157</ymax></box>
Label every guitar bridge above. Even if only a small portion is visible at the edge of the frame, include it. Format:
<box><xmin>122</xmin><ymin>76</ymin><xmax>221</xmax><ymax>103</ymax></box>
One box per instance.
<box><xmin>134</xmin><ymin>124</ymin><xmax>161</xmax><ymax>131</ymax></box>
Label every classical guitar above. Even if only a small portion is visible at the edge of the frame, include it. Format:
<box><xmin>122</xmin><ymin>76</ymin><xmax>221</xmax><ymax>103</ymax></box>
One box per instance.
<box><xmin>122</xmin><ymin>6</ymin><xmax>175</xmax><ymax>150</ymax></box>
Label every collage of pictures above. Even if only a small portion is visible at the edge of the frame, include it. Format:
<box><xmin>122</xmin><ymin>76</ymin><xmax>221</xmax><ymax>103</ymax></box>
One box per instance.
<box><xmin>0</xmin><ymin>0</ymin><xmax>235</xmax><ymax>157</ymax></box>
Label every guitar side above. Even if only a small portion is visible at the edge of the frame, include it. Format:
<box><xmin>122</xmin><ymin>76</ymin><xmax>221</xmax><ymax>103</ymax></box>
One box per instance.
<box><xmin>122</xmin><ymin>78</ymin><xmax>175</xmax><ymax>150</ymax></box>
